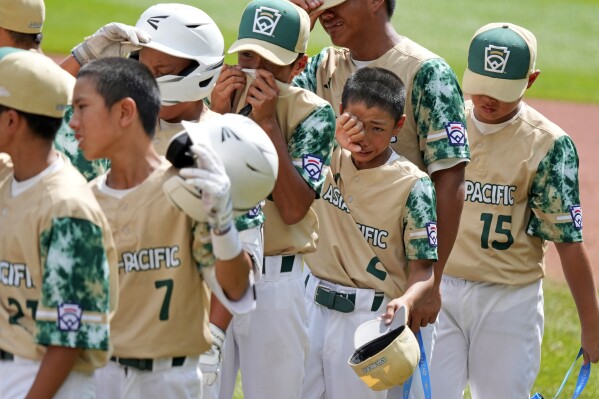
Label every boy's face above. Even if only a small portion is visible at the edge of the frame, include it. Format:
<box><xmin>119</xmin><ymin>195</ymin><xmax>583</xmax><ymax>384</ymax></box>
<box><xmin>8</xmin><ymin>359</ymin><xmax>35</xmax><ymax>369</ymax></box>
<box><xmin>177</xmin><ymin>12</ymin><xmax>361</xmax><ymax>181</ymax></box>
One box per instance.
<box><xmin>237</xmin><ymin>51</ymin><xmax>301</xmax><ymax>83</ymax></box>
<box><xmin>138</xmin><ymin>47</ymin><xmax>194</xmax><ymax>121</ymax></box>
<box><xmin>470</xmin><ymin>94</ymin><xmax>522</xmax><ymax>124</ymax></box>
<box><xmin>319</xmin><ymin>0</ymin><xmax>370</xmax><ymax>49</ymax></box>
<box><xmin>69</xmin><ymin>76</ymin><xmax>118</xmax><ymax>161</ymax></box>
<box><xmin>343</xmin><ymin>101</ymin><xmax>403</xmax><ymax>170</ymax></box>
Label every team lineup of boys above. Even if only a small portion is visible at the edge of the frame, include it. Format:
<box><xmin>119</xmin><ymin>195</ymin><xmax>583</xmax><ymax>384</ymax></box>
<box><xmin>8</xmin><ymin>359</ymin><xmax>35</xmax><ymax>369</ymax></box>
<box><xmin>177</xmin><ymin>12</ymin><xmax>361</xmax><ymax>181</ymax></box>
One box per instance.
<box><xmin>1</xmin><ymin>0</ymin><xmax>598</xmax><ymax>398</ymax></box>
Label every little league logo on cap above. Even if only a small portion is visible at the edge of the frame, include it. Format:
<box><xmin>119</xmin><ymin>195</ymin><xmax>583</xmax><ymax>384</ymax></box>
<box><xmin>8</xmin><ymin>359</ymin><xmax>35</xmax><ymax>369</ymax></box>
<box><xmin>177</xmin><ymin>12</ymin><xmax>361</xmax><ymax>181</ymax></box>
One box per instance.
<box><xmin>253</xmin><ymin>6</ymin><xmax>282</xmax><ymax>37</ymax></box>
<box><xmin>462</xmin><ymin>23</ymin><xmax>537</xmax><ymax>102</ymax></box>
<box><xmin>485</xmin><ymin>45</ymin><xmax>510</xmax><ymax>74</ymax></box>
<box><xmin>228</xmin><ymin>0</ymin><xmax>310</xmax><ymax>66</ymax></box>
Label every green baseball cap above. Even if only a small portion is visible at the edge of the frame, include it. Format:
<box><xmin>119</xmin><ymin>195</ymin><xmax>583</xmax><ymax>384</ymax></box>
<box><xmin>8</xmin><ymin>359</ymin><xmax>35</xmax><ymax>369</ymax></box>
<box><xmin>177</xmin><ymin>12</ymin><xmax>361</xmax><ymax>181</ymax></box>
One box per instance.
<box><xmin>228</xmin><ymin>0</ymin><xmax>310</xmax><ymax>66</ymax></box>
<box><xmin>0</xmin><ymin>0</ymin><xmax>44</xmax><ymax>34</ymax></box>
<box><xmin>462</xmin><ymin>23</ymin><xmax>537</xmax><ymax>102</ymax></box>
<box><xmin>0</xmin><ymin>48</ymin><xmax>74</xmax><ymax>118</ymax></box>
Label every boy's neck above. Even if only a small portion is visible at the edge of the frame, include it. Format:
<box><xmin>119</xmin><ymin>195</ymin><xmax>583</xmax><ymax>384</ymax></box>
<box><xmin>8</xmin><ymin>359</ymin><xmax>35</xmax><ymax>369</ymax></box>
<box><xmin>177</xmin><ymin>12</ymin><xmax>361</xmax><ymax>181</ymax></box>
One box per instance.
<box><xmin>10</xmin><ymin>143</ymin><xmax>57</xmax><ymax>182</ymax></box>
<box><xmin>106</xmin><ymin>141</ymin><xmax>162</xmax><ymax>190</ymax></box>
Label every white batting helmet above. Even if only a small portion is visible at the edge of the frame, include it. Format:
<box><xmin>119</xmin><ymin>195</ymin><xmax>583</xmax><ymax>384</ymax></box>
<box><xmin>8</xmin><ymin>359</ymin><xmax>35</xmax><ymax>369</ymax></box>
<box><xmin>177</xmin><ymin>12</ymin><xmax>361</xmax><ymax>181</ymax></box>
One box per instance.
<box><xmin>135</xmin><ymin>3</ymin><xmax>224</xmax><ymax>105</ymax></box>
<box><xmin>163</xmin><ymin>114</ymin><xmax>279</xmax><ymax>221</ymax></box>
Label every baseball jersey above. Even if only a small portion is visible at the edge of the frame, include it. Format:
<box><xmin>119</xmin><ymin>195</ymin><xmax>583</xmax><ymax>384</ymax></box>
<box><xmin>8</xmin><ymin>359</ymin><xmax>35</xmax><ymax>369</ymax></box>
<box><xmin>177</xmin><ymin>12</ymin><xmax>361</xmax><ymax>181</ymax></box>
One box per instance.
<box><xmin>444</xmin><ymin>102</ymin><xmax>583</xmax><ymax>285</ymax></box>
<box><xmin>293</xmin><ymin>40</ymin><xmax>470</xmax><ymax>172</ymax></box>
<box><xmin>304</xmin><ymin>147</ymin><xmax>438</xmax><ymax>298</ymax></box>
<box><xmin>0</xmin><ymin>154</ymin><xmax>118</xmax><ymax>372</ymax></box>
<box><xmin>54</xmin><ymin>106</ymin><xmax>110</xmax><ymax>181</ymax></box>
<box><xmin>234</xmin><ymin>73</ymin><xmax>336</xmax><ymax>255</ymax></box>
<box><xmin>91</xmin><ymin>159</ymin><xmax>258</xmax><ymax>358</ymax></box>
<box><xmin>153</xmin><ymin>107</ymin><xmax>219</xmax><ymax>157</ymax></box>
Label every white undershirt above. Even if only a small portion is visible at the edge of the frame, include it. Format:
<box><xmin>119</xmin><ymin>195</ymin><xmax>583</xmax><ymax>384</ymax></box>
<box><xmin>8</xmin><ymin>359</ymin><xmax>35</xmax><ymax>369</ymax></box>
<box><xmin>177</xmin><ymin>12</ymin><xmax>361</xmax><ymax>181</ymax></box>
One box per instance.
<box><xmin>95</xmin><ymin>172</ymin><xmax>139</xmax><ymax>199</ymax></box>
<box><xmin>11</xmin><ymin>155</ymin><xmax>64</xmax><ymax>197</ymax></box>
<box><xmin>350</xmin><ymin>57</ymin><xmax>373</xmax><ymax>69</ymax></box>
<box><xmin>472</xmin><ymin>103</ymin><xmax>526</xmax><ymax>135</ymax></box>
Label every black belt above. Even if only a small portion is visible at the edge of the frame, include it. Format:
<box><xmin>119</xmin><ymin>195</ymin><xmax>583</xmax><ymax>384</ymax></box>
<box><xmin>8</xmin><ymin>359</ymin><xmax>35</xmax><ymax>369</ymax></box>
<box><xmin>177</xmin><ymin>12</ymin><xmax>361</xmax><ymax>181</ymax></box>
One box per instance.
<box><xmin>110</xmin><ymin>356</ymin><xmax>186</xmax><ymax>371</ymax></box>
<box><xmin>314</xmin><ymin>284</ymin><xmax>384</xmax><ymax>313</ymax></box>
<box><xmin>0</xmin><ymin>349</ymin><xmax>14</xmax><ymax>361</ymax></box>
<box><xmin>262</xmin><ymin>255</ymin><xmax>295</xmax><ymax>274</ymax></box>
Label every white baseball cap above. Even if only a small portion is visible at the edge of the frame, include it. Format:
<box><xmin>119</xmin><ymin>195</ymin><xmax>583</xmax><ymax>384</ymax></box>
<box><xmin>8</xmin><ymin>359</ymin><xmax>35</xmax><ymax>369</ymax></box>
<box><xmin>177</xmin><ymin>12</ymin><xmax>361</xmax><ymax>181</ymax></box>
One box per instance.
<box><xmin>348</xmin><ymin>306</ymin><xmax>420</xmax><ymax>391</ymax></box>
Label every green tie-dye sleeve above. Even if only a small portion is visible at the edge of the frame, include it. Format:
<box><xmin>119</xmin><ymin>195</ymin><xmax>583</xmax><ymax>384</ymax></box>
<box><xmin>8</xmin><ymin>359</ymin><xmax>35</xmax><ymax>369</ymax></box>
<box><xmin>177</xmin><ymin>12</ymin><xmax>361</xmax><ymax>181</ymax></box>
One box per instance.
<box><xmin>234</xmin><ymin>206</ymin><xmax>265</xmax><ymax>232</ymax></box>
<box><xmin>292</xmin><ymin>49</ymin><xmax>327</xmax><ymax>93</ymax></box>
<box><xmin>527</xmin><ymin>135</ymin><xmax>583</xmax><ymax>242</ymax></box>
<box><xmin>403</xmin><ymin>177</ymin><xmax>438</xmax><ymax>260</ymax></box>
<box><xmin>54</xmin><ymin>107</ymin><xmax>110</xmax><ymax>181</ymax></box>
<box><xmin>411</xmin><ymin>59</ymin><xmax>470</xmax><ymax>166</ymax></box>
<box><xmin>288</xmin><ymin>104</ymin><xmax>336</xmax><ymax>196</ymax></box>
<box><xmin>37</xmin><ymin>217</ymin><xmax>111</xmax><ymax>350</ymax></box>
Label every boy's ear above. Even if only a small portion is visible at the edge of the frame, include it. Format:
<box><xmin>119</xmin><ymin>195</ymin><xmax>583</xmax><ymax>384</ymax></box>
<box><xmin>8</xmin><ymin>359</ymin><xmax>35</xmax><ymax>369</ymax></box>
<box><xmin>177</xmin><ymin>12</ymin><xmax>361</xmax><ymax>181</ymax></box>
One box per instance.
<box><xmin>116</xmin><ymin>97</ymin><xmax>138</xmax><ymax>128</ymax></box>
<box><xmin>527</xmin><ymin>70</ymin><xmax>541</xmax><ymax>89</ymax></box>
<box><xmin>338</xmin><ymin>102</ymin><xmax>343</xmax><ymax>116</ymax></box>
<box><xmin>394</xmin><ymin>115</ymin><xmax>407</xmax><ymax>133</ymax></box>
<box><xmin>289</xmin><ymin>54</ymin><xmax>308</xmax><ymax>82</ymax></box>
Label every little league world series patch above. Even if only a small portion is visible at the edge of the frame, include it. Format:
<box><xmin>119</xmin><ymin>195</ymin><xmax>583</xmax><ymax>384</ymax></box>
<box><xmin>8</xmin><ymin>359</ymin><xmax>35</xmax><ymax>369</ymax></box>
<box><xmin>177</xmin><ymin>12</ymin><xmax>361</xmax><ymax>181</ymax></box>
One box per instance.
<box><xmin>58</xmin><ymin>302</ymin><xmax>83</xmax><ymax>332</ymax></box>
<box><xmin>303</xmin><ymin>154</ymin><xmax>323</xmax><ymax>181</ymax></box>
<box><xmin>569</xmin><ymin>205</ymin><xmax>583</xmax><ymax>230</ymax></box>
<box><xmin>426</xmin><ymin>222</ymin><xmax>438</xmax><ymax>247</ymax></box>
<box><xmin>445</xmin><ymin>122</ymin><xmax>466</xmax><ymax>146</ymax></box>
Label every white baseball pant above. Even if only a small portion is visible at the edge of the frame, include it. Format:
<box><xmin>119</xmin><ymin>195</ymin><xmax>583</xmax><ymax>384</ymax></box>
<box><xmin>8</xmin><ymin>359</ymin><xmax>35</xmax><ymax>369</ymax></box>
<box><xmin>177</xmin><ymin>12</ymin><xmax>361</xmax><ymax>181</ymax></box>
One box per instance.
<box><xmin>430</xmin><ymin>275</ymin><xmax>543</xmax><ymax>399</ymax></box>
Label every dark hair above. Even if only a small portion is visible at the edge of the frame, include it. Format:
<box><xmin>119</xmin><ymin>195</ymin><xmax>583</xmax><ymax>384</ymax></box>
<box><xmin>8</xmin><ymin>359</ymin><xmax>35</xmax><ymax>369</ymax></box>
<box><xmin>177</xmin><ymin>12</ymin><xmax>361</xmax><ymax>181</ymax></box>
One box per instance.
<box><xmin>341</xmin><ymin>67</ymin><xmax>406</xmax><ymax>123</ymax></box>
<box><xmin>6</xmin><ymin>29</ymin><xmax>42</xmax><ymax>50</ymax></box>
<box><xmin>0</xmin><ymin>104</ymin><xmax>62</xmax><ymax>140</ymax></box>
<box><xmin>386</xmin><ymin>0</ymin><xmax>396</xmax><ymax>18</ymax></box>
<box><xmin>77</xmin><ymin>58</ymin><xmax>161</xmax><ymax>137</ymax></box>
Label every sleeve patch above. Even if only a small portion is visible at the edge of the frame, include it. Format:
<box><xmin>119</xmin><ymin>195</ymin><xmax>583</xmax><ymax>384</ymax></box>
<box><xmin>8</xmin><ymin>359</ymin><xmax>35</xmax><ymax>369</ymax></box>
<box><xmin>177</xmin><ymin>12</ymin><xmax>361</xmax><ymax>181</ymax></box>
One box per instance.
<box><xmin>445</xmin><ymin>122</ymin><xmax>466</xmax><ymax>146</ymax></box>
<box><xmin>570</xmin><ymin>205</ymin><xmax>583</xmax><ymax>230</ymax></box>
<box><xmin>57</xmin><ymin>302</ymin><xmax>83</xmax><ymax>332</ymax></box>
<box><xmin>303</xmin><ymin>154</ymin><xmax>324</xmax><ymax>181</ymax></box>
<box><xmin>426</xmin><ymin>222</ymin><xmax>438</xmax><ymax>247</ymax></box>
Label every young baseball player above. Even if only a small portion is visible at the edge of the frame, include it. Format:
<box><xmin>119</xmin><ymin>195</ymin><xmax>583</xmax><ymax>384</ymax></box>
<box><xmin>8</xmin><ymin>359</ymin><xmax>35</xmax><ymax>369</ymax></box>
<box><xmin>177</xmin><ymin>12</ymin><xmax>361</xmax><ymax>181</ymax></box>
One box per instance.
<box><xmin>69</xmin><ymin>57</ymin><xmax>260</xmax><ymax>399</ymax></box>
<box><xmin>0</xmin><ymin>0</ymin><xmax>108</xmax><ymax>181</ymax></box>
<box><xmin>302</xmin><ymin>66</ymin><xmax>437</xmax><ymax>399</ymax></box>
<box><xmin>291</xmin><ymin>0</ymin><xmax>470</xmax><ymax>347</ymax></box>
<box><xmin>0</xmin><ymin>49</ymin><xmax>118</xmax><ymax>399</ymax></box>
<box><xmin>430</xmin><ymin>23</ymin><xmax>599</xmax><ymax>399</ymax></box>
<box><xmin>208</xmin><ymin>1</ymin><xmax>336</xmax><ymax>398</ymax></box>
<box><xmin>60</xmin><ymin>4</ymin><xmax>260</xmax><ymax>386</ymax></box>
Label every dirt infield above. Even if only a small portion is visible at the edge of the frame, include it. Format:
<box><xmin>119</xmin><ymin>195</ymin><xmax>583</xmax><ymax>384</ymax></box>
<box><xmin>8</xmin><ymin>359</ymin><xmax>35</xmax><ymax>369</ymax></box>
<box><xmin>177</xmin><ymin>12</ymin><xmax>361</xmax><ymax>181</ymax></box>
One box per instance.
<box><xmin>525</xmin><ymin>99</ymin><xmax>599</xmax><ymax>285</ymax></box>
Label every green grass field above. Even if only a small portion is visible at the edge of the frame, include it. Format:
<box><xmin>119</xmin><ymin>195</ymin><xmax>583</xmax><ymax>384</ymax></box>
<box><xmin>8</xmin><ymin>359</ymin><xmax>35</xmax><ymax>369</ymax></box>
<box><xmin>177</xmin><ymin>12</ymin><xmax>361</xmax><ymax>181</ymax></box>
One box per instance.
<box><xmin>42</xmin><ymin>1</ymin><xmax>599</xmax><ymax>397</ymax></box>
<box><xmin>44</xmin><ymin>0</ymin><xmax>599</xmax><ymax>103</ymax></box>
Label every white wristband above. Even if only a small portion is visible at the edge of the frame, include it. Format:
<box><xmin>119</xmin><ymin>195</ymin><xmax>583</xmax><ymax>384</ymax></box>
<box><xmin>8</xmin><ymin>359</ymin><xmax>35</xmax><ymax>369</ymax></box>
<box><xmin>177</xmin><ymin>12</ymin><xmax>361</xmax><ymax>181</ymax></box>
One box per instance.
<box><xmin>211</xmin><ymin>225</ymin><xmax>242</xmax><ymax>261</ymax></box>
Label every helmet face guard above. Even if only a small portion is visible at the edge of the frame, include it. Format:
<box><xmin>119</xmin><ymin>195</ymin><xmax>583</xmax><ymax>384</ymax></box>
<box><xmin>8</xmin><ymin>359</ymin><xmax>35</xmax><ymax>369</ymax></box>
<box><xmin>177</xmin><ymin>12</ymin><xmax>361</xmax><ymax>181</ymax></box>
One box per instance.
<box><xmin>136</xmin><ymin>3</ymin><xmax>225</xmax><ymax>105</ymax></box>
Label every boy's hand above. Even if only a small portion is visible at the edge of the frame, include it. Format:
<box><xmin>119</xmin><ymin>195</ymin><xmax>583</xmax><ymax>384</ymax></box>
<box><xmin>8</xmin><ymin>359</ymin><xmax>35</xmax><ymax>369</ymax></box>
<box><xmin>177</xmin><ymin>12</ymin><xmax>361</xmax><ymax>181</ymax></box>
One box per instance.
<box><xmin>180</xmin><ymin>144</ymin><xmax>233</xmax><ymax>235</ymax></box>
<box><xmin>289</xmin><ymin>0</ymin><xmax>325</xmax><ymax>30</ymax></box>
<box><xmin>409</xmin><ymin>288</ymin><xmax>441</xmax><ymax>331</ymax></box>
<box><xmin>210</xmin><ymin>65</ymin><xmax>247</xmax><ymax>114</ymax></box>
<box><xmin>72</xmin><ymin>22</ymin><xmax>150</xmax><ymax>66</ymax></box>
<box><xmin>581</xmin><ymin>322</ymin><xmax>599</xmax><ymax>363</ymax></box>
<box><xmin>336</xmin><ymin>112</ymin><xmax>365</xmax><ymax>152</ymax></box>
<box><xmin>245</xmin><ymin>69</ymin><xmax>279</xmax><ymax>127</ymax></box>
